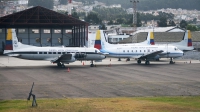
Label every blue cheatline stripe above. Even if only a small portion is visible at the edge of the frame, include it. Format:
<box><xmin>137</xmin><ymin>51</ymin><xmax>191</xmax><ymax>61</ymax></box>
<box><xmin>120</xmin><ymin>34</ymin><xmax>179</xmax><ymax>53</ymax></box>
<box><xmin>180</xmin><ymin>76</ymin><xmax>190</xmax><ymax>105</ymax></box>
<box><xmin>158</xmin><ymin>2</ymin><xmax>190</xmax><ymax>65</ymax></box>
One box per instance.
<box><xmin>95</xmin><ymin>40</ymin><xmax>101</xmax><ymax>44</ymax></box>
<box><xmin>6</xmin><ymin>40</ymin><xmax>12</xmax><ymax>45</ymax></box>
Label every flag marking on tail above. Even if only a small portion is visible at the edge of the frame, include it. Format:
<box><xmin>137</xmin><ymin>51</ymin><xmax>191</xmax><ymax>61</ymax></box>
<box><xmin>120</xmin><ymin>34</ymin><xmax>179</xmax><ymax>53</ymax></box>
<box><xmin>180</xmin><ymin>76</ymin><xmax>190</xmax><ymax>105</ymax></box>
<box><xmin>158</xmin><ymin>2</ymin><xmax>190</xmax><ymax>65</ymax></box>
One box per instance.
<box><xmin>150</xmin><ymin>32</ymin><xmax>155</xmax><ymax>45</ymax></box>
<box><xmin>94</xmin><ymin>30</ymin><xmax>101</xmax><ymax>50</ymax></box>
<box><xmin>187</xmin><ymin>30</ymin><xmax>192</xmax><ymax>46</ymax></box>
<box><xmin>5</xmin><ymin>29</ymin><xmax>13</xmax><ymax>50</ymax></box>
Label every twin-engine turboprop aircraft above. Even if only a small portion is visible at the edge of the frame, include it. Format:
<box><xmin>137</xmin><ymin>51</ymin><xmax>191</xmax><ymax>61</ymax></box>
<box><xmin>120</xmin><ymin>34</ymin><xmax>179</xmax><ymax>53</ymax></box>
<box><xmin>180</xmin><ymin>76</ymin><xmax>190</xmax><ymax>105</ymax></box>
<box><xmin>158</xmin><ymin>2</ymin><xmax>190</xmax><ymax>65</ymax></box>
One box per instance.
<box><xmin>94</xmin><ymin>30</ymin><xmax>184</xmax><ymax>65</ymax></box>
<box><xmin>3</xmin><ymin>28</ymin><xmax>106</xmax><ymax>67</ymax></box>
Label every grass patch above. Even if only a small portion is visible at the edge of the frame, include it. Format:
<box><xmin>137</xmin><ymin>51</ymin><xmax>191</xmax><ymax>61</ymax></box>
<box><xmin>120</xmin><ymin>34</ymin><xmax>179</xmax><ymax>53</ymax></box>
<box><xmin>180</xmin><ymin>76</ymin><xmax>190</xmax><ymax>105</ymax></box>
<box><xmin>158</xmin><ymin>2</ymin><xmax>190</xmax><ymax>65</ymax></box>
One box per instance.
<box><xmin>0</xmin><ymin>96</ymin><xmax>200</xmax><ymax>112</ymax></box>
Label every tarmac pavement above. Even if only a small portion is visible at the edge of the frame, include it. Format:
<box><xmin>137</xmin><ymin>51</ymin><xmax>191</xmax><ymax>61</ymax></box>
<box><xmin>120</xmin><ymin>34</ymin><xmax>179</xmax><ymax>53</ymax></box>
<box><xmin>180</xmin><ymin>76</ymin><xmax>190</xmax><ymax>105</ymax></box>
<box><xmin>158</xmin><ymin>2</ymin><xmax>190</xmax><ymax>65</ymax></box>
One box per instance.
<box><xmin>0</xmin><ymin>56</ymin><xmax>200</xmax><ymax>100</ymax></box>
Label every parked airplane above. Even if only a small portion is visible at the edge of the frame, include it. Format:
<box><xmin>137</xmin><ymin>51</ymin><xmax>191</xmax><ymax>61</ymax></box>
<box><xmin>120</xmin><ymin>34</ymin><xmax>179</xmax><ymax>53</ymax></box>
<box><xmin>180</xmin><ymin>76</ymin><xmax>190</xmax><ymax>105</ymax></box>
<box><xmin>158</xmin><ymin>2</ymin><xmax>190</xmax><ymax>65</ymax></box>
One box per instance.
<box><xmin>103</xmin><ymin>30</ymin><xmax>193</xmax><ymax>51</ymax></box>
<box><xmin>94</xmin><ymin>30</ymin><xmax>184</xmax><ymax>65</ymax></box>
<box><xmin>162</xmin><ymin>30</ymin><xmax>194</xmax><ymax>51</ymax></box>
<box><xmin>4</xmin><ymin>28</ymin><xmax>106</xmax><ymax>67</ymax></box>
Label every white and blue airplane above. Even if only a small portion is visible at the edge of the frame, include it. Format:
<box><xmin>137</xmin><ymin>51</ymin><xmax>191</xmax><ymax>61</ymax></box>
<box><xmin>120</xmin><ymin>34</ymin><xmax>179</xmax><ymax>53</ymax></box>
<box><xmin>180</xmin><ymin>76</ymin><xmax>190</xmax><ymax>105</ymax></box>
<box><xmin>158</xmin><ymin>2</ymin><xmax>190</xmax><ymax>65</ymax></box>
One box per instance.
<box><xmin>94</xmin><ymin>30</ymin><xmax>184</xmax><ymax>65</ymax></box>
<box><xmin>101</xmin><ymin>30</ymin><xmax>194</xmax><ymax>51</ymax></box>
<box><xmin>3</xmin><ymin>28</ymin><xmax>106</xmax><ymax>67</ymax></box>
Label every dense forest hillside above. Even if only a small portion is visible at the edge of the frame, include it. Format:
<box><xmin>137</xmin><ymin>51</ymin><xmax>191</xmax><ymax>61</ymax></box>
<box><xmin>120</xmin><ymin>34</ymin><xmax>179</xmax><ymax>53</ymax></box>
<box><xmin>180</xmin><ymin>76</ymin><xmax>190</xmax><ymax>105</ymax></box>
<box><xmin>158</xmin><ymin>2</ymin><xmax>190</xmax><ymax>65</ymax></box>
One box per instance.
<box><xmin>75</xmin><ymin>0</ymin><xmax>200</xmax><ymax>10</ymax></box>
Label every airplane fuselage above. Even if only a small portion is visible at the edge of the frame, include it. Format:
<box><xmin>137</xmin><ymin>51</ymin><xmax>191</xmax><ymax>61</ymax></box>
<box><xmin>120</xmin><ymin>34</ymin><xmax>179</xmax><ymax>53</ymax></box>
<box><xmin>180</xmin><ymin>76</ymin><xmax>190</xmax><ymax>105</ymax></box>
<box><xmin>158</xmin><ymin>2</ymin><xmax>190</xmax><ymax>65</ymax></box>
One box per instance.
<box><xmin>8</xmin><ymin>46</ymin><xmax>106</xmax><ymax>61</ymax></box>
<box><xmin>101</xmin><ymin>45</ymin><xmax>183</xmax><ymax>59</ymax></box>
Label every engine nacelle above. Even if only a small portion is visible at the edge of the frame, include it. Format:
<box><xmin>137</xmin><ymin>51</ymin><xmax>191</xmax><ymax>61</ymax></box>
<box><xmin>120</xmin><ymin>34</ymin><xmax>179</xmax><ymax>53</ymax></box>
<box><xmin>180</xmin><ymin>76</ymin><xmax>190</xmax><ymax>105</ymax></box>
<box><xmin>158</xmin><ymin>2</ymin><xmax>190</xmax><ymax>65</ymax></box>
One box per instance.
<box><xmin>154</xmin><ymin>55</ymin><xmax>160</xmax><ymax>61</ymax></box>
<box><xmin>145</xmin><ymin>55</ymin><xmax>160</xmax><ymax>61</ymax></box>
<box><xmin>74</xmin><ymin>53</ymin><xmax>87</xmax><ymax>59</ymax></box>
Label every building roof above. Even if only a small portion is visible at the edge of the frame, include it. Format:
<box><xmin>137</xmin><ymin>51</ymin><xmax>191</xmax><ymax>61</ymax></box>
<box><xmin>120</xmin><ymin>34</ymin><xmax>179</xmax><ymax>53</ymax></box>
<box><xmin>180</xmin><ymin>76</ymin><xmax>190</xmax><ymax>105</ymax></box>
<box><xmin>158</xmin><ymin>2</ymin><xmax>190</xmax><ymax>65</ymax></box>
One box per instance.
<box><xmin>0</xmin><ymin>6</ymin><xmax>88</xmax><ymax>28</ymax></box>
<box><xmin>119</xmin><ymin>32</ymin><xmax>200</xmax><ymax>44</ymax></box>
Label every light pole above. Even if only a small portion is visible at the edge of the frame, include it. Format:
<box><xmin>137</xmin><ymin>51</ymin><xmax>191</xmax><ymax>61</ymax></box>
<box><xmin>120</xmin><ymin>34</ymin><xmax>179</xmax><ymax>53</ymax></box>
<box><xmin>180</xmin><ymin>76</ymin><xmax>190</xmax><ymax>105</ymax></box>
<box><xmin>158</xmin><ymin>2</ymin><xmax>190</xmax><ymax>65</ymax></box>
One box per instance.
<box><xmin>130</xmin><ymin>0</ymin><xmax>139</xmax><ymax>30</ymax></box>
<box><xmin>130</xmin><ymin>0</ymin><xmax>139</xmax><ymax>42</ymax></box>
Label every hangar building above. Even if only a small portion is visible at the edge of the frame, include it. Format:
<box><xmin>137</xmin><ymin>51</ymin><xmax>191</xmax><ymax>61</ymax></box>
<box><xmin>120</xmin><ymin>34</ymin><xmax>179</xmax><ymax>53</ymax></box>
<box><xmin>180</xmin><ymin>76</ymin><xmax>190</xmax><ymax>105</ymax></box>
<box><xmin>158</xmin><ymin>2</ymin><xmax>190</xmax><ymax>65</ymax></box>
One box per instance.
<box><xmin>0</xmin><ymin>6</ymin><xmax>89</xmax><ymax>54</ymax></box>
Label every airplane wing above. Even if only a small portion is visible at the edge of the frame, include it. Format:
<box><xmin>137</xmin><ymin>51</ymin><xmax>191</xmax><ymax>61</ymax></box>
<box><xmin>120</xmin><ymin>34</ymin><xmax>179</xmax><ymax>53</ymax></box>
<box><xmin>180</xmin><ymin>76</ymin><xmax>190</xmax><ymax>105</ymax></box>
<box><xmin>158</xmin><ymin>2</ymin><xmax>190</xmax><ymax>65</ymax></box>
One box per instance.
<box><xmin>136</xmin><ymin>50</ymin><xmax>163</xmax><ymax>59</ymax></box>
<box><xmin>49</xmin><ymin>54</ymin><xmax>75</xmax><ymax>63</ymax></box>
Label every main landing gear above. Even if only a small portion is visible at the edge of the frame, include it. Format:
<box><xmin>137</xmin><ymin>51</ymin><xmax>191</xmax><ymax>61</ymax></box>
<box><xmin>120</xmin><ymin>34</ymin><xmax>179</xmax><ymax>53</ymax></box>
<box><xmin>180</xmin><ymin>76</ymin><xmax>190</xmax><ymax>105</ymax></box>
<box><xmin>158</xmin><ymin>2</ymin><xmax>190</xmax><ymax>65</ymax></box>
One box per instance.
<box><xmin>137</xmin><ymin>59</ymin><xmax>150</xmax><ymax>65</ymax></box>
<box><xmin>169</xmin><ymin>57</ymin><xmax>175</xmax><ymax>64</ymax></box>
<box><xmin>90</xmin><ymin>60</ymin><xmax>94</xmax><ymax>67</ymax></box>
<box><xmin>137</xmin><ymin>59</ymin><xmax>141</xmax><ymax>64</ymax></box>
<box><xmin>57</xmin><ymin>62</ymin><xmax>65</xmax><ymax>68</ymax></box>
<box><xmin>126</xmin><ymin>58</ymin><xmax>130</xmax><ymax>61</ymax></box>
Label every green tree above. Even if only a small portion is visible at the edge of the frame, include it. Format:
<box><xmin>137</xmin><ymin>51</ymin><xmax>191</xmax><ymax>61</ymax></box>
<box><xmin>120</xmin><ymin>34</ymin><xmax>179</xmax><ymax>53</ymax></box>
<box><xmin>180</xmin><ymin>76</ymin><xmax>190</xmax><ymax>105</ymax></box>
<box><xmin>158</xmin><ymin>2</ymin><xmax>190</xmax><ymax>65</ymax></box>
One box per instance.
<box><xmin>107</xmin><ymin>20</ymin><xmax>113</xmax><ymax>25</ymax></box>
<box><xmin>84</xmin><ymin>12</ymin><xmax>102</xmax><ymax>25</ymax></box>
<box><xmin>28</xmin><ymin>0</ymin><xmax>54</xmax><ymax>9</ymax></box>
<box><xmin>168</xmin><ymin>20</ymin><xmax>176</xmax><ymax>26</ymax></box>
<box><xmin>180</xmin><ymin>20</ymin><xmax>188</xmax><ymax>29</ymax></box>
<box><xmin>187</xmin><ymin>25</ymin><xmax>198</xmax><ymax>31</ymax></box>
<box><xmin>72</xmin><ymin>12</ymin><xmax>79</xmax><ymax>19</ymax></box>
<box><xmin>157</xmin><ymin>17</ymin><xmax>167</xmax><ymax>27</ymax></box>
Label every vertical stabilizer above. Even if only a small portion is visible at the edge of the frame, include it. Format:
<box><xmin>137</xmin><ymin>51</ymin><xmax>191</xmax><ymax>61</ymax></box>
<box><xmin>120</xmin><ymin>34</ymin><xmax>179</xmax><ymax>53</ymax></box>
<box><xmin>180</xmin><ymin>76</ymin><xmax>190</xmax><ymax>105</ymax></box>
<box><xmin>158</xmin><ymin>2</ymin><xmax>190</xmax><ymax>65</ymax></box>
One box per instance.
<box><xmin>149</xmin><ymin>32</ymin><xmax>155</xmax><ymax>45</ymax></box>
<box><xmin>187</xmin><ymin>30</ymin><xmax>192</xmax><ymax>47</ymax></box>
<box><xmin>170</xmin><ymin>30</ymin><xmax>194</xmax><ymax>51</ymax></box>
<box><xmin>139</xmin><ymin>31</ymin><xmax>154</xmax><ymax>45</ymax></box>
<box><xmin>94</xmin><ymin>30</ymin><xmax>101</xmax><ymax>50</ymax></box>
<box><xmin>4</xmin><ymin>28</ymin><xmax>20</xmax><ymax>54</ymax></box>
<box><xmin>94</xmin><ymin>30</ymin><xmax>114</xmax><ymax>50</ymax></box>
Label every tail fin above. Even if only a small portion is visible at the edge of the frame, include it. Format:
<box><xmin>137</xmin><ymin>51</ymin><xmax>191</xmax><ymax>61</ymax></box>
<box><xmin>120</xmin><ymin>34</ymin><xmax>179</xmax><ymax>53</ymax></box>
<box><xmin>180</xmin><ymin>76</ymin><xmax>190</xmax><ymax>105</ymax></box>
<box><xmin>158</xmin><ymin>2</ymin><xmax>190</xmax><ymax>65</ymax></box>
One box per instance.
<box><xmin>187</xmin><ymin>30</ymin><xmax>192</xmax><ymax>47</ymax></box>
<box><xmin>170</xmin><ymin>30</ymin><xmax>194</xmax><ymax>50</ymax></box>
<box><xmin>94</xmin><ymin>30</ymin><xmax>114</xmax><ymax>50</ymax></box>
<box><xmin>149</xmin><ymin>32</ymin><xmax>155</xmax><ymax>45</ymax></box>
<box><xmin>139</xmin><ymin>32</ymin><xmax>155</xmax><ymax>45</ymax></box>
<box><xmin>94</xmin><ymin>30</ymin><xmax>101</xmax><ymax>50</ymax></box>
<box><xmin>4</xmin><ymin>28</ymin><xmax>20</xmax><ymax>53</ymax></box>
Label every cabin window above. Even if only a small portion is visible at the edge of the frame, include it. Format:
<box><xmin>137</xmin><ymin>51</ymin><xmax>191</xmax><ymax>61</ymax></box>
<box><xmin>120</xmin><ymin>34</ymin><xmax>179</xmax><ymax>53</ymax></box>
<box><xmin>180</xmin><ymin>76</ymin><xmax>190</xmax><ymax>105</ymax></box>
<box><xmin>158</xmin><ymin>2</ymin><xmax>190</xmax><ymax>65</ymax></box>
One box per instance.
<box><xmin>123</xmin><ymin>50</ymin><xmax>125</xmax><ymax>52</ymax></box>
<box><xmin>18</xmin><ymin>29</ymin><xmax>25</xmax><ymax>33</ymax></box>
<box><xmin>140</xmin><ymin>50</ymin><xmax>141</xmax><ymax>52</ymax></box>
<box><xmin>58</xmin><ymin>52</ymin><xmax>61</xmax><ymax>54</ymax></box>
<box><xmin>148</xmin><ymin>49</ymin><xmax>150</xmax><ymax>52</ymax></box>
<box><xmin>65</xmin><ymin>30</ymin><xmax>72</xmax><ymax>33</ymax></box>
<box><xmin>132</xmin><ymin>50</ymin><xmax>133</xmax><ymax>52</ymax></box>
<box><xmin>62</xmin><ymin>52</ymin><xmax>66</xmax><ymax>54</ymax></box>
<box><xmin>54</xmin><ymin>29</ymin><xmax>61</xmax><ymax>33</ymax></box>
<box><xmin>127</xmin><ymin>50</ymin><xmax>129</xmax><ymax>52</ymax></box>
<box><xmin>0</xmin><ymin>29</ymin><xmax>2</xmax><ymax>33</ymax></box>
<box><xmin>144</xmin><ymin>50</ymin><xmax>145</xmax><ymax>52</ymax></box>
<box><xmin>39</xmin><ymin>52</ymin><xmax>42</xmax><ymax>54</ymax></box>
<box><xmin>49</xmin><ymin>52</ymin><xmax>52</xmax><ymax>54</ymax></box>
<box><xmin>32</xmin><ymin>29</ymin><xmax>39</xmax><ymax>33</ymax></box>
<box><xmin>44</xmin><ymin>29</ymin><xmax>50</xmax><ymax>33</ymax></box>
<box><xmin>136</xmin><ymin>50</ymin><xmax>137</xmax><ymax>52</ymax></box>
<box><xmin>53</xmin><ymin>52</ymin><xmax>56</xmax><ymax>54</ymax></box>
<box><xmin>44</xmin><ymin>52</ymin><xmax>47</xmax><ymax>54</ymax></box>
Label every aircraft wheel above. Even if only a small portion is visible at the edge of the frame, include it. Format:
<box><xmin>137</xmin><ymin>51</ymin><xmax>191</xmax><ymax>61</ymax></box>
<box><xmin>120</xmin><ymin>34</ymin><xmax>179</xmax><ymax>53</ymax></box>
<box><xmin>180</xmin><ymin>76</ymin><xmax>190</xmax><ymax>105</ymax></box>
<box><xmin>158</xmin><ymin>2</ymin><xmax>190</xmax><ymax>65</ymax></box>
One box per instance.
<box><xmin>57</xmin><ymin>62</ymin><xmax>62</xmax><ymax>67</ymax></box>
<box><xmin>90</xmin><ymin>64</ymin><xmax>94</xmax><ymax>67</ymax></box>
<box><xmin>145</xmin><ymin>61</ymin><xmax>150</xmax><ymax>65</ymax></box>
<box><xmin>170</xmin><ymin>61</ymin><xmax>174</xmax><ymax>64</ymax></box>
<box><xmin>61</xmin><ymin>63</ymin><xmax>65</xmax><ymax>68</ymax></box>
<box><xmin>137</xmin><ymin>60</ymin><xmax>141</xmax><ymax>64</ymax></box>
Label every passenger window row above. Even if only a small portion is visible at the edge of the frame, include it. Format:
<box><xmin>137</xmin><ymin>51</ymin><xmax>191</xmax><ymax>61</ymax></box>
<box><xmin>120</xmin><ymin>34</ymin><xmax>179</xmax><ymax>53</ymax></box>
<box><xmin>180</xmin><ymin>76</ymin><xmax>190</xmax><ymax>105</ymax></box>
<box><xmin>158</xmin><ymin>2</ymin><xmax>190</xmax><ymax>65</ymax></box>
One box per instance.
<box><xmin>123</xmin><ymin>49</ymin><xmax>155</xmax><ymax>53</ymax></box>
<box><xmin>38</xmin><ymin>52</ymin><xmax>66</xmax><ymax>54</ymax></box>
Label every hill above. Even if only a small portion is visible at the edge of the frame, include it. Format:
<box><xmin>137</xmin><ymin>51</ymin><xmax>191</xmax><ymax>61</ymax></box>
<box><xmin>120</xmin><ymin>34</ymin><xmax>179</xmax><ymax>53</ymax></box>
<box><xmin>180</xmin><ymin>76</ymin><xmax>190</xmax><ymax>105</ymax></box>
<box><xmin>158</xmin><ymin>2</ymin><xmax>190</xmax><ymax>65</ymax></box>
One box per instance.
<box><xmin>75</xmin><ymin>0</ymin><xmax>200</xmax><ymax>11</ymax></box>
